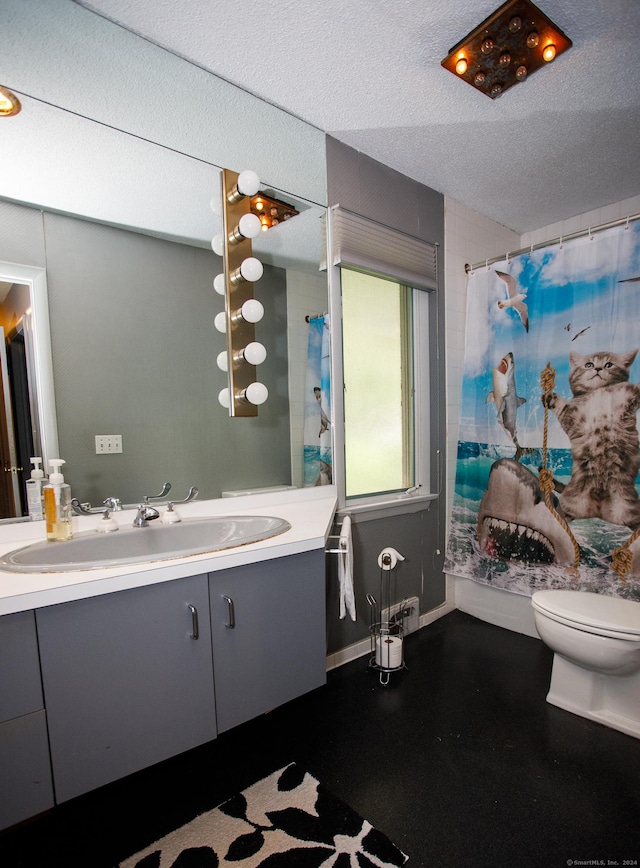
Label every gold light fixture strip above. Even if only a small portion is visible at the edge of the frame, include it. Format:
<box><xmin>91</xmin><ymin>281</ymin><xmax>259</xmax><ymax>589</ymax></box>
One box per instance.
<box><xmin>221</xmin><ymin>168</ymin><xmax>258</xmax><ymax>417</ymax></box>
<box><xmin>441</xmin><ymin>0</ymin><xmax>572</xmax><ymax>99</ymax></box>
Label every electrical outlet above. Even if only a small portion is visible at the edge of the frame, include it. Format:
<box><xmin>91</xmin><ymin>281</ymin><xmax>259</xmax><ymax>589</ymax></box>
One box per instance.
<box><xmin>381</xmin><ymin>596</ymin><xmax>420</xmax><ymax>635</ymax></box>
<box><xmin>95</xmin><ymin>434</ymin><xmax>123</xmax><ymax>454</ymax></box>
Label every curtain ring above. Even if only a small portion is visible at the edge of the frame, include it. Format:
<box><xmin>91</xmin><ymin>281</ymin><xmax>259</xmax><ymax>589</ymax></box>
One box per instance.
<box><xmin>485</xmin><ymin>258</ymin><xmax>490</xmax><ymax>271</ymax></box>
<box><xmin>588</xmin><ymin>226</ymin><xmax>594</xmax><ymax>240</ymax></box>
<box><xmin>530</xmin><ymin>243</ymin><xmax>534</xmax><ymax>256</ymax></box>
<box><xmin>559</xmin><ymin>234</ymin><xmax>563</xmax><ymax>249</ymax></box>
<box><xmin>625</xmin><ymin>216</ymin><xmax>630</xmax><ymax>230</ymax></box>
<box><xmin>506</xmin><ymin>251</ymin><xmax>511</xmax><ymax>264</ymax></box>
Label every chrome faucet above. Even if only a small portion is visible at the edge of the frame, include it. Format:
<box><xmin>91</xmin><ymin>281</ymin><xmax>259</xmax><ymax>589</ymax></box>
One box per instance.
<box><xmin>132</xmin><ymin>504</ymin><xmax>160</xmax><ymax>527</ymax></box>
<box><xmin>133</xmin><ymin>482</ymin><xmax>171</xmax><ymax>527</ymax></box>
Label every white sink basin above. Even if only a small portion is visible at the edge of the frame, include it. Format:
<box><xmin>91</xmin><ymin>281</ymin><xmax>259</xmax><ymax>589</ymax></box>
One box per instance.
<box><xmin>0</xmin><ymin>515</ymin><xmax>291</xmax><ymax>573</ymax></box>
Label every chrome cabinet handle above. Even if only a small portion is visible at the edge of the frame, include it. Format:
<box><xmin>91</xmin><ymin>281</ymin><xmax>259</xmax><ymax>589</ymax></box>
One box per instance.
<box><xmin>187</xmin><ymin>603</ymin><xmax>199</xmax><ymax>640</ymax></box>
<box><xmin>222</xmin><ymin>595</ymin><xmax>235</xmax><ymax>629</ymax></box>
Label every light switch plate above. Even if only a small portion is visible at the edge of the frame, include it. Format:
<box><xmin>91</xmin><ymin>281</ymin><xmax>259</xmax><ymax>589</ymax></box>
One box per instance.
<box><xmin>95</xmin><ymin>434</ymin><xmax>123</xmax><ymax>454</ymax></box>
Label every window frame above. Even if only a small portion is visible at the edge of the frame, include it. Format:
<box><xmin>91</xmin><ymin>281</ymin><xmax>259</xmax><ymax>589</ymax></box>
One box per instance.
<box><xmin>329</xmin><ymin>262</ymin><xmax>436</xmax><ymax>517</ymax></box>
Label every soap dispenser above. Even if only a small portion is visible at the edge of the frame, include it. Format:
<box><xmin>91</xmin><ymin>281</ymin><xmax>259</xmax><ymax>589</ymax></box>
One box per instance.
<box><xmin>25</xmin><ymin>457</ymin><xmax>46</xmax><ymax>521</ymax></box>
<box><xmin>43</xmin><ymin>459</ymin><xmax>73</xmax><ymax>541</ymax></box>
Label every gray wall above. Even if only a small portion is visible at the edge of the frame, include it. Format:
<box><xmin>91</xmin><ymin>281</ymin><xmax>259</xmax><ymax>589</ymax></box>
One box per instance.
<box><xmin>325</xmin><ymin>137</ymin><xmax>447</xmax><ymax>655</ymax></box>
<box><xmin>0</xmin><ymin>199</ymin><xmax>291</xmax><ymax>506</ymax></box>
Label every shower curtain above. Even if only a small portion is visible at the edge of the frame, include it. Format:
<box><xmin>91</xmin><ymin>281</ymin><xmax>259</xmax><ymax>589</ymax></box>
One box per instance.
<box><xmin>445</xmin><ymin>220</ymin><xmax>640</xmax><ymax>600</ymax></box>
<box><xmin>303</xmin><ymin>314</ymin><xmax>332</xmax><ymax>487</ymax></box>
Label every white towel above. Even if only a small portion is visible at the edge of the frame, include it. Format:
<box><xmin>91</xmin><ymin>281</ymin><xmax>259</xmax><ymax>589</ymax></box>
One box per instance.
<box><xmin>338</xmin><ymin>515</ymin><xmax>356</xmax><ymax>621</ymax></box>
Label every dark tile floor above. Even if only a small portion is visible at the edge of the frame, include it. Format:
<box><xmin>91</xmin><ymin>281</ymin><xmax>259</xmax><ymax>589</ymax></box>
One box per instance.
<box><xmin>2</xmin><ymin>609</ymin><xmax>639</xmax><ymax>867</ymax></box>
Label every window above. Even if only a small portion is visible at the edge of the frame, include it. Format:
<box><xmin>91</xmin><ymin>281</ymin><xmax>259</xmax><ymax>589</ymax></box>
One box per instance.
<box><xmin>341</xmin><ymin>270</ymin><xmax>414</xmax><ymax>498</ymax></box>
<box><xmin>327</xmin><ymin>206</ymin><xmax>437</xmax><ymax>511</ymax></box>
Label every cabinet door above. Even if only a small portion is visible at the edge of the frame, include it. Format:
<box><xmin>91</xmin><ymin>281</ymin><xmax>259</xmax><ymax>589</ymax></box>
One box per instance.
<box><xmin>37</xmin><ymin>574</ymin><xmax>216</xmax><ymax>803</ymax></box>
<box><xmin>0</xmin><ymin>609</ymin><xmax>44</xmax><ymax>722</ymax></box>
<box><xmin>0</xmin><ymin>711</ymin><xmax>54</xmax><ymax>830</ymax></box>
<box><xmin>0</xmin><ymin>611</ymin><xmax>53</xmax><ymax>829</ymax></box>
<box><xmin>210</xmin><ymin>550</ymin><xmax>326</xmax><ymax>733</ymax></box>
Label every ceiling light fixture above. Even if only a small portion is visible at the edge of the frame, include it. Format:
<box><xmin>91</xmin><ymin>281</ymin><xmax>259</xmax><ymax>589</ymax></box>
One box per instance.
<box><xmin>0</xmin><ymin>86</ymin><xmax>21</xmax><ymax>117</ymax></box>
<box><xmin>250</xmin><ymin>192</ymin><xmax>299</xmax><ymax>231</ymax></box>
<box><xmin>441</xmin><ymin>0</ymin><xmax>571</xmax><ymax>99</ymax></box>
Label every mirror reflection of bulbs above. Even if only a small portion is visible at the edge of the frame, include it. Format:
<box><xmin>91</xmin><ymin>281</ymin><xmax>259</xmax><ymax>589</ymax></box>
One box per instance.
<box><xmin>218</xmin><ymin>388</ymin><xmax>230</xmax><ymax>408</ymax></box>
<box><xmin>210</xmin><ymin>195</ymin><xmax>221</xmax><ymax>215</ymax></box>
<box><xmin>236</xmin><ymin>341</ymin><xmax>267</xmax><ymax>366</ymax></box>
<box><xmin>211</xmin><ymin>234</ymin><xmax>224</xmax><ymax>256</ymax></box>
<box><xmin>233</xmin><ymin>299</ymin><xmax>264</xmax><ymax>324</ymax></box>
<box><xmin>214</xmin><ymin>311</ymin><xmax>227</xmax><ymax>333</ymax></box>
<box><xmin>230</xmin><ymin>256</ymin><xmax>264</xmax><ymax>285</ymax></box>
<box><xmin>213</xmin><ymin>273</ymin><xmax>226</xmax><ymax>295</ymax></box>
<box><xmin>229</xmin><ymin>213</ymin><xmax>261</xmax><ymax>244</ymax></box>
<box><xmin>241</xmin><ymin>382</ymin><xmax>268</xmax><ymax>405</ymax></box>
<box><xmin>227</xmin><ymin>169</ymin><xmax>260</xmax><ymax>203</ymax></box>
<box><xmin>216</xmin><ymin>351</ymin><xmax>228</xmax><ymax>372</ymax></box>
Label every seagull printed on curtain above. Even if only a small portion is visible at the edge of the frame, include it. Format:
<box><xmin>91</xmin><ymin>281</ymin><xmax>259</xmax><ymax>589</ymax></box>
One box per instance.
<box><xmin>496</xmin><ymin>270</ymin><xmax>529</xmax><ymax>332</ymax></box>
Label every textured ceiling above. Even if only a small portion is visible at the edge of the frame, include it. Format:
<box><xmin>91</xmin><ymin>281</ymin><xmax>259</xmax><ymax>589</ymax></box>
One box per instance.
<box><xmin>73</xmin><ymin>1</ymin><xmax>640</xmax><ymax>232</ymax></box>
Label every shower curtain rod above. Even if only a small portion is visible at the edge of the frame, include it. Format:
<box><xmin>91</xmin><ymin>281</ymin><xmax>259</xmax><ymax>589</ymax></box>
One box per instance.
<box><xmin>465</xmin><ymin>211</ymin><xmax>640</xmax><ymax>274</ymax></box>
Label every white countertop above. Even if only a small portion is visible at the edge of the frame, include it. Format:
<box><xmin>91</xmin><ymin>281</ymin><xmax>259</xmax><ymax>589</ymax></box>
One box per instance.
<box><xmin>0</xmin><ymin>486</ymin><xmax>337</xmax><ymax>616</ymax></box>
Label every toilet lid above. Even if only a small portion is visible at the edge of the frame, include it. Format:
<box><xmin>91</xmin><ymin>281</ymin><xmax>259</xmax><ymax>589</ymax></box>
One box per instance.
<box><xmin>532</xmin><ymin>590</ymin><xmax>640</xmax><ymax>636</ymax></box>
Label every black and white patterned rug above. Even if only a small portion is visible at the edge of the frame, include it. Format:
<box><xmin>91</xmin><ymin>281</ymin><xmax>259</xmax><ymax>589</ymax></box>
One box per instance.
<box><xmin>118</xmin><ymin>762</ymin><xmax>408</xmax><ymax>867</ymax></box>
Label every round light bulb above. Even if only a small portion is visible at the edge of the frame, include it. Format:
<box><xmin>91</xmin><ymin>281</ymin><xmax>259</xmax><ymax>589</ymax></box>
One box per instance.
<box><xmin>254</xmin><ymin>198</ymin><xmax>264</xmax><ymax>211</ymax></box>
<box><xmin>455</xmin><ymin>57</ymin><xmax>468</xmax><ymax>75</ymax></box>
<box><xmin>490</xmin><ymin>83</ymin><xmax>503</xmax><ymax>98</ymax></box>
<box><xmin>216</xmin><ymin>351</ymin><xmax>228</xmax><ymax>371</ymax></box>
<box><xmin>508</xmin><ymin>15</ymin><xmax>522</xmax><ymax>32</ymax></box>
<box><xmin>481</xmin><ymin>38</ymin><xmax>494</xmax><ymax>54</ymax></box>
<box><xmin>499</xmin><ymin>52</ymin><xmax>511</xmax><ymax>66</ymax></box>
<box><xmin>243</xmin><ymin>342</ymin><xmax>267</xmax><ymax>365</ymax></box>
<box><xmin>542</xmin><ymin>43</ymin><xmax>556</xmax><ymax>62</ymax></box>
<box><xmin>236</xmin><ymin>170</ymin><xmax>260</xmax><ymax>198</ymax></box>
<box><xmin>527</xmin><ymin>30</ymin><xmax>539</xmax><ymax>48</ymax></box>
<box><xmin>240</xmin><ymin>299</ymin><xmax>264</xmax><ymax>323</ymax></box>
<box><xmin>213</xmin><ymin>273</ymin><xmax>226</xmax><ymax>295</ymax></box>
<box><xmin>239</xmin><ymin>257</ymin><xmax>264</xmax><ymax>283</ymax></box>
<box><xmin>218</xmin><ymin>388</ymin><xmax>230</xmax><ymax>408</ymax></box>
<box><xmin>214</xmin><ymin>311</ymin><xmax>227</xmax><ymax>333</ymax></box>
<box><xmin>516</xmin><ymin>65</ymin><xmax>528</xmax><ymax>81</ymax></box>
<box><xmin>211</xmin><ymin>234</ymin><xmax>224</xmax><ymax>256</ymax></box>
<box><xmin>244</xmin><ymin>382</ymin><xmax>268</xmax><ymax>405</ymax></box>
<box><xmin>238</xmin><ymin>212</ymin><xmax>261</xmax><ymax>239</ymax></box>
<box><xmin>474</xmin><ymin>71</ymin><xmax>486</xmax><ymax>86</ymax></box>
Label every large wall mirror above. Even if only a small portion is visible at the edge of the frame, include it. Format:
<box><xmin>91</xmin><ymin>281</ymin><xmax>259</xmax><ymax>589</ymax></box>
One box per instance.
<box><xmin>0</xmin><ymin>95</ymin><xmax>327</xmax><ymax>520</ymax></box>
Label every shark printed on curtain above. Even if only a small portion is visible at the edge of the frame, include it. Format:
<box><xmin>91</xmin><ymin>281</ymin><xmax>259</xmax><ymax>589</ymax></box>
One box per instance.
<box><xmin>445</xmin><ymin>220</ymin><xmax>640</xmax><ymax>601</ymax></box>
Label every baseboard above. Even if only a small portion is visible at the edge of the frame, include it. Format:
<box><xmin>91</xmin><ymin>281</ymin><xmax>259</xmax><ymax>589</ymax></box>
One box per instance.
<box><xmin>326</xmin><ymin>599</ymin><xmax>456</xmax><ymax>671</ymax></box>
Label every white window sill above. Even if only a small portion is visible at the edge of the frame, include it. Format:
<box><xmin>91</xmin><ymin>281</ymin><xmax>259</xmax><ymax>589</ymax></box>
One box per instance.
<box><xmin>337</xmin><ymin>493</ymin><xmax>438</xmax><ymax>523</ymax></box>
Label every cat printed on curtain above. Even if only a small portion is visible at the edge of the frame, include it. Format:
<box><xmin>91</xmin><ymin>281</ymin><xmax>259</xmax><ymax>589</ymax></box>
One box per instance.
<box><xmin>445</xmin><ymin>221</ymin><xmax>640</xmax><ymax>600</ymax></box>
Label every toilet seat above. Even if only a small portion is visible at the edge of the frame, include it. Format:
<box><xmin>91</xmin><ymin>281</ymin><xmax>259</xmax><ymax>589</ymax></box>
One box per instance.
<box><xmin>532</xmin><ymin>590</ymin><xmax>640</xmax><ymax>640</ymax></box>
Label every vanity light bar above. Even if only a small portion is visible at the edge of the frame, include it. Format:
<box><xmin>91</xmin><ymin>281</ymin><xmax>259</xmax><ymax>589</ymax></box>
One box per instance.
<box><xmin>219</xmin><ymin>168</ymin><xmax>264</xmax><ymax>417</ymax></box>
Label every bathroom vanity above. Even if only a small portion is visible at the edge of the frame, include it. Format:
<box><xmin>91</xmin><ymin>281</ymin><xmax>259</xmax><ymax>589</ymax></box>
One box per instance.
<box><xmin>0</xmin><ymin>487</ymin><xmax>336</xmax><ymax>830</ymax></box>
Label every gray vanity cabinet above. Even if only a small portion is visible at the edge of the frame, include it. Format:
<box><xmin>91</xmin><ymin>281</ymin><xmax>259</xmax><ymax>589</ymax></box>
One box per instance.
<box><xmin>0</xmin><ymin>610</ymin><xmax>54</xmax><ymax>830</ymax></box>
<box><xmin>36</xmin><ymin>574</ymin><xmax>216</xmax><ymax>803</ymax></box>
<box><xmin>209</xmin><ymin>550</ymin><xmax>326</xmax><ymax>733</ymax></box>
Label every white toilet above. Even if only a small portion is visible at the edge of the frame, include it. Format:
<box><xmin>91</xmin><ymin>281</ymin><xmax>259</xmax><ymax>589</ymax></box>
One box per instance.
<box><xmin>531</xmin><ymin>590</ymin><xmax>640</xmax><ymax>739</ymax></box>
